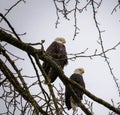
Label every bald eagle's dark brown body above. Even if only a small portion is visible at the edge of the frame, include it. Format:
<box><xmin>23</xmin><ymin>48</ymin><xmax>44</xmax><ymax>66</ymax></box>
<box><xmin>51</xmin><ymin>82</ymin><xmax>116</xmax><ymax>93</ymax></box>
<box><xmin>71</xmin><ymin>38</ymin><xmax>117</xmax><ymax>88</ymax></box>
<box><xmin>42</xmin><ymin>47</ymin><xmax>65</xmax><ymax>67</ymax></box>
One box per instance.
<box><xmin>65</xmin><ymin>73</ymin><xmax>85</xmax><ymax>110</ymax></box>
<box><xmin>42</xmin><ymin>41</ymin><xmax>68</xmax><ymax>83</ymax></box>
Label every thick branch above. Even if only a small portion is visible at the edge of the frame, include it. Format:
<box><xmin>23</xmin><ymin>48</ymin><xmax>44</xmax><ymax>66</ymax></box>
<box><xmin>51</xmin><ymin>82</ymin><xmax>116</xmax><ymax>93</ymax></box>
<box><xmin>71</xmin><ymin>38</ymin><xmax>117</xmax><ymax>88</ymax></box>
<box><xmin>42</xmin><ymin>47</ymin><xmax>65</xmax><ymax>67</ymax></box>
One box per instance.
<box><xmin>0</xmin><ymin>29</ymin><xmax>120</xmax><ymax>114</ymax></box>
<box><xmin>0</xmin><ymin>29</ymin><xmax>43</xmax><ymax>57</ymax></box>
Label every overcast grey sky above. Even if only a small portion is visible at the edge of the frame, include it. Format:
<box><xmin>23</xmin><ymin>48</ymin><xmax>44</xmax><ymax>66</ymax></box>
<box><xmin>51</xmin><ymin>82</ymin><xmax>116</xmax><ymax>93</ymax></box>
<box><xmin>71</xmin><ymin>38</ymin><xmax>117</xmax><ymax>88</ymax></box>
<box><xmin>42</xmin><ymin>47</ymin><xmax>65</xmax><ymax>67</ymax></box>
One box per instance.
<box><xmin>0</xmin><ymin>0</ymin><xmax>120</xmax><ymax>115</ymax></box>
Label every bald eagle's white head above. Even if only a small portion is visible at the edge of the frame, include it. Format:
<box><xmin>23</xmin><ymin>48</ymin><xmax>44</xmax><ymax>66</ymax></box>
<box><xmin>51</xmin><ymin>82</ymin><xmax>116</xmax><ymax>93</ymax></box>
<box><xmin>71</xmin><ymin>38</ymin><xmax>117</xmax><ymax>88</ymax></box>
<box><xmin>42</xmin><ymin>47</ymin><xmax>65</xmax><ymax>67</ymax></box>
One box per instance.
<box><xmin>74</xmin><ymin>68</ymin><xmax>85</xmax><ymax>75</ymax></box>
<box><xmin>55</xmin><ymin>37</ymin><xmax>66</xmax><ymax>44</ymax></box>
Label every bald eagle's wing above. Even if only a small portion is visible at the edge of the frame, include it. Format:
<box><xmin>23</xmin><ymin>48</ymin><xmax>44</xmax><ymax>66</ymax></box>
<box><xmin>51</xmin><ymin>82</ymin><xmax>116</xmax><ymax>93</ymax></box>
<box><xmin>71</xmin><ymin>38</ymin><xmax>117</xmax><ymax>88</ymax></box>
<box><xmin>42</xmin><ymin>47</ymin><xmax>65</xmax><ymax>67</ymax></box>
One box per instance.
<box><xmin>70</xmin><ymin>74</ymin><xmax>85</xmax><ymax>99</ymax></box>
<box><xmin>65</xmin><ymin>73</ymin><xmax>85</xmax><ymax>110</ymax></box>
<box><xmin>42</xmin><ymin>41</ymin><xmax>68</xmax><ymax>83</ymax></box>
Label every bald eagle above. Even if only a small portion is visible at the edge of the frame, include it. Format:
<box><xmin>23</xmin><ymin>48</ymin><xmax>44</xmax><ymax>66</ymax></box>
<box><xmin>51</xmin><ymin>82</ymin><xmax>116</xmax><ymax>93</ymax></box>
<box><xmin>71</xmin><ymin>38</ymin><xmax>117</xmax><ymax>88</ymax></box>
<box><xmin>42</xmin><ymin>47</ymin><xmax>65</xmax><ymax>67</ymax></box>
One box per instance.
<box><xmin>65</xmin><ymin>68</ymin><xmax>85</xmax><ymax>111</ymax></box>
<box><xmin>42</xmin><ymin>37</ymin><xmax>68</xmax><ymax>83</ymax></box>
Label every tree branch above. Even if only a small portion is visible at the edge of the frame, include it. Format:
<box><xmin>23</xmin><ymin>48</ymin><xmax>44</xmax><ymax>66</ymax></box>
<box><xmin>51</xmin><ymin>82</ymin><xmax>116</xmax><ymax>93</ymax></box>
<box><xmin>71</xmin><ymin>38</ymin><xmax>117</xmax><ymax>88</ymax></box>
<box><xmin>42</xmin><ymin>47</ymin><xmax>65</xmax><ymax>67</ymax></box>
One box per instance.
<box><xmin>91</xmin><ymin>0</ymin><xmax>120</xmax><ymax>97</ymax></box>
<box><xmin>1</xmin><ymin>29</ymin><xmax>120</xmax><ymax>114</ymax></box>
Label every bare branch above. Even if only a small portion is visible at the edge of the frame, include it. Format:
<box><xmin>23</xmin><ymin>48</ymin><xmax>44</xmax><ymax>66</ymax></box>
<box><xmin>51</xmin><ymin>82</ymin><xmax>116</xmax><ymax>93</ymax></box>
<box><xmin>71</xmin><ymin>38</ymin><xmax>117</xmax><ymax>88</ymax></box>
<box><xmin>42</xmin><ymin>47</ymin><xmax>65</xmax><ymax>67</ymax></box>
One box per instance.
<box><xmin>68</xmin><ymin>42</ymin><xmax>120</xmax><ymax>60</ymax></box>
<box><xmin>0</xmin><ymin>58</ymin><xmax>48</xmax><ymax>115</ymax></box>
<box><xmin>91</xmin><ymin>0</ymin><xmax>120</xmax><ymax>97</ymax></box>
<box><xmin>0</xmin><ymin>0</ymin><xmax>26</xmax><ymax>22</ymax></box>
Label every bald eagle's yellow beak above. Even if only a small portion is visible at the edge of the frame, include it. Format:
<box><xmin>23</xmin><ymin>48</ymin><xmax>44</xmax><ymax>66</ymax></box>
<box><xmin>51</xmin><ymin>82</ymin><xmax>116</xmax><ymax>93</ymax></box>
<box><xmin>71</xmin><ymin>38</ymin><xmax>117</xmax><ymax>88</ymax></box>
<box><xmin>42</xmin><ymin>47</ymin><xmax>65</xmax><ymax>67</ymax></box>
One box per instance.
<box><xmin>79</xmin><ymin>69</ymin><xmax>85</xmax><ymax>74</ymax></box>
<box><xmin>62</xmin><ymin>39</ymin><xmax>66</xmax><ymax>44</ymax></box>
